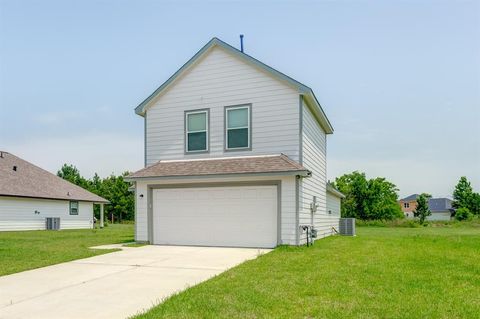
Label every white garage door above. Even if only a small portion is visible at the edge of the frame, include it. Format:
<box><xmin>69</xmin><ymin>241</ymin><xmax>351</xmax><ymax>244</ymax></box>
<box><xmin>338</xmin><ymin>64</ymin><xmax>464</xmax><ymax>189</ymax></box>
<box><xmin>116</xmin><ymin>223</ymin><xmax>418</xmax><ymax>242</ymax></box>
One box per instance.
<box><xmin>152</xmin><ymin>185</ymin><xmax>278</xmax><ymax>248</ymax></box>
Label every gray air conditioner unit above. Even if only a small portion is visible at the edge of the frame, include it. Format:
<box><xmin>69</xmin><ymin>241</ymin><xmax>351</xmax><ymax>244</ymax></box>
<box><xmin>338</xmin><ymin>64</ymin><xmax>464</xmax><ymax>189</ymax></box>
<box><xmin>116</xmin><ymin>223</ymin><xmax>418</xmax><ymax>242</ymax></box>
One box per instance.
<box><xmin>339</xmin><ymin>218</ymin><xmax>356</xmax><ymax>236</ymax></box>
<box><xmin>46</xmin><ymin>217</ymin><xmax>61</xmax><ymax>230</ymax></box>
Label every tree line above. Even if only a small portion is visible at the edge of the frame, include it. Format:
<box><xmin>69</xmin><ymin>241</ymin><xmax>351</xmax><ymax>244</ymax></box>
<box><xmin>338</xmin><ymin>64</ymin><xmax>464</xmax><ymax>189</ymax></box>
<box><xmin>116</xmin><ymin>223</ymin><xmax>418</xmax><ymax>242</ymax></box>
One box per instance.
<box><xmin>57</xmin><ymin>164</ymin><xmax>134</xmax><ymax>222</ymax></box>
<box><xmin>333</xmin><ymin>172</ymin><xmax>479</xmax><ymax>222</ymax></box>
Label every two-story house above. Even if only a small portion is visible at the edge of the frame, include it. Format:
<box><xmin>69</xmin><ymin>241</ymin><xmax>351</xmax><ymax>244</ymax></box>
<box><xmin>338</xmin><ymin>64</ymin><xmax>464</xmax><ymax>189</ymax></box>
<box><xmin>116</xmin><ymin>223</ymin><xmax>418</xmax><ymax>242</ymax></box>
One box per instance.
<box><xmin>126</xmin><ymin>38</ymin><xmax>343</xmax><ymax>248</ymax></box>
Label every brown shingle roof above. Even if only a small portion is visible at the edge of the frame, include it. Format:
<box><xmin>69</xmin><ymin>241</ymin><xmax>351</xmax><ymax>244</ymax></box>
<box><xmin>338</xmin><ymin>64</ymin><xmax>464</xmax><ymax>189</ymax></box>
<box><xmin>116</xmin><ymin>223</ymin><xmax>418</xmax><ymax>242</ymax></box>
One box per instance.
<box><xmin>0</xmin><ymin>151</ymin><xmax>108</xmax><ymax>203</ymax></box>
<box><xmin>128</xmin><ymin>154</ymin><xmax>310</xmax><ymax>179</ymax></box>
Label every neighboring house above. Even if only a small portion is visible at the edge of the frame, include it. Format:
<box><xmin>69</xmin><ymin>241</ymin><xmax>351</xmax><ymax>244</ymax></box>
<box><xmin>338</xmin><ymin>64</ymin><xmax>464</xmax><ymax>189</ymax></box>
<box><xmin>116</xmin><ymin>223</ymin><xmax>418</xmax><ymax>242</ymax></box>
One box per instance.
<box><xmin>0</xmin><ymin>151</ymin><xmax>108</xmax><ymax>231</ymax></box>
<box><xmin>126</xmin><ymin>37</ymin><xmax>343</xmax><ymax>248</ymax></box>
<box><xmin>399</xmin><ymin>194</ymin><xmax>419</xmax><ymax>218</ymax></box>
<box><xmin>426</xmin><ymin>198</ymin><xmax>454</xmax><ymax>221</ymax></box>
<box><xmin>399</xmin><ymin>194</ymin><xmax>454</xmax><ymax>221</ymax></box>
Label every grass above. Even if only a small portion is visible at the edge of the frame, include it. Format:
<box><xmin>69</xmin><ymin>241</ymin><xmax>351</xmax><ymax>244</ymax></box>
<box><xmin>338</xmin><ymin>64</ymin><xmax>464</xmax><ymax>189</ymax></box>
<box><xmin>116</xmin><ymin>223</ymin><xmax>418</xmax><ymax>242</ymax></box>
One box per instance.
<box><xmin>134</xmin><ymin>225</ymin><xmax>480</xmax><ymax>319</ymax></box>
<box><xmin>0</xmin><ymin>224</ymin><xmax>134</xmax><ymax>276</ymax></box>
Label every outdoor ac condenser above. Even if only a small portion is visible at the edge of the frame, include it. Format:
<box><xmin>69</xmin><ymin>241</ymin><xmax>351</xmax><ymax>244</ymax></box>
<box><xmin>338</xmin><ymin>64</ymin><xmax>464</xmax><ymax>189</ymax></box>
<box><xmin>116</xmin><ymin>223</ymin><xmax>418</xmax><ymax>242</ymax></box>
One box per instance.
<box><xmin>46</xmin><ymin>217</ymin><xmax>60</xmax><ymax>230</ymax></box>
<box><xmin>339</xmin><ymin>218</ymin><xmax>355</xmax><ymax>236</ymax></box>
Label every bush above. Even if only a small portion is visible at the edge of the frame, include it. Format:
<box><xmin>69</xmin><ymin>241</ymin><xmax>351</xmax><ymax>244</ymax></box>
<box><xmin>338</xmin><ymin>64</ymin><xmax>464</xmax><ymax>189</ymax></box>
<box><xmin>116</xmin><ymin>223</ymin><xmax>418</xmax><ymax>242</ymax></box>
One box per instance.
<box><xmin>455</xmin><ymin>207</ymin><xmax>473</xmax><ymax>221</ymax></box>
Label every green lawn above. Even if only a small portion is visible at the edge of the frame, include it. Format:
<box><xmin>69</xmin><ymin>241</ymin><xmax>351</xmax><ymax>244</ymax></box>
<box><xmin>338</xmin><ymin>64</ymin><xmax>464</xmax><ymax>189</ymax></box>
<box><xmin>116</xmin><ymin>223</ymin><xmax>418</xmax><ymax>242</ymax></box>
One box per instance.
<box><xmin>0</xmin><ymin>224</ymin><xmax>134</xmax><ymax>276</ymax></box>
<box><xmin>134</xmin><ymin>226</ymin><xmax>480</xmax><ymax>319</ymax></box>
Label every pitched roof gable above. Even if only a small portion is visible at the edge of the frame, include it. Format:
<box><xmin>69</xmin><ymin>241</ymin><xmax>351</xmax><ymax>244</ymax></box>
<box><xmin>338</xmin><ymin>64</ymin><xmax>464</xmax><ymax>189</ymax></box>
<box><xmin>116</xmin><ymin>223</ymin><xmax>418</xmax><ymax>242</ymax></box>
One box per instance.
<box><xmin>134</xmin><ymin>37</ymin><xmax>333</xmax><ymax>134</ymax></box>
<box><xmin>0</xmin><ymin>151</ymin><xmax>108</xmax><ymax>203</ymax></box>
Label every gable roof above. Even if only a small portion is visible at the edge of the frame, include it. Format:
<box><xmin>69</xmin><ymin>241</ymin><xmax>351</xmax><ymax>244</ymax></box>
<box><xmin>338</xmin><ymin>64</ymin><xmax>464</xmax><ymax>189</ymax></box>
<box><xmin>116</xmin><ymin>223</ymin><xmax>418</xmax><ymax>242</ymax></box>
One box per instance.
<box><xmin>126</xmin><ymin>154</ymin><xmax>310</xmax><ymax>180</ymax></box>
<box><xmin>0</xmin><ymin>151</ymin><xmax>108</xmax><ymax>203</ymax></box>
<box><xmin>400</xmin><ymin>194</ymin><xmax>420</xmax><ymax>201</ymax></box>
<box><xmin>134</xmin><ymin>37</ymin><xmax>334</xmax><ymax>134</ymax></box>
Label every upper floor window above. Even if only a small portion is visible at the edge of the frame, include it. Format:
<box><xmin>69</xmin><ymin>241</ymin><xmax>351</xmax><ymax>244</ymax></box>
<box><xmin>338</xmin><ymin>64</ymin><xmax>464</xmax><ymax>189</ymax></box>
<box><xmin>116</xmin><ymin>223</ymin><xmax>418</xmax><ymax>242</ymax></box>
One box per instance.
<box><xmin>225</xmin><ymin>105</ymin><xmax>251</xmax><ymax>150</ymax></box>
<box><xmin>70</xmin><ymin>201</ymin><xmax>79</xmax><ymax>215</ymax></box>
<box><xmin>185</xmin><ymin>109</ymin><xmax>209</xmax><ymax>153</ymax></box>
<box><xmin>404</xmin><ymin>202</ymin><xmax>409</xmax><ymax>208</ymax></box>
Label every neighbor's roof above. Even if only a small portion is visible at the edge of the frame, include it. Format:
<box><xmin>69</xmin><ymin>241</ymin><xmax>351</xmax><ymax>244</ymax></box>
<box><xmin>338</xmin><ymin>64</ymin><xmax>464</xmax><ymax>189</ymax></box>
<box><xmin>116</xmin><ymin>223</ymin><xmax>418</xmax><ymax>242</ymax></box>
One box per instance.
<box><xmin>326</xmin><ymin>183</ymin><xmax>345</xmax><ymax>198</ymax></box>
<box><xmin>0</xmin><ymin>151</ymin><xmax>108</xmax><ymax>203</ymax></box>
<box><xmin>134</xmin><ymin>37</ymin><xmax>334</xmax><ymax>134</ymax></box>
<box><xmin>400</xmin><ymin>194</ymin><xmax>420</xmax><ymax>201</ymax></box>
<box><xmin>428</xmin><ymin>198</ymin><xmax>453</xmax><ymax>212</ymax></box>
<box><xmin>127</xmin><ymin>154</ymin><xmax>310</xmax><ymax>180</ymax></box>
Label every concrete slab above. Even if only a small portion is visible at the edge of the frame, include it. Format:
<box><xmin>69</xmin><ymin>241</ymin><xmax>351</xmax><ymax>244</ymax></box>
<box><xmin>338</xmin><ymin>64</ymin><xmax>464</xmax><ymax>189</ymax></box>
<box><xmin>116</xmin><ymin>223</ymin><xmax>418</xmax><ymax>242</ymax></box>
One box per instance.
<box><xmin>0</xmin><ymin>245</ymin><xmax>270</xmax><ymax>319</ymax></box>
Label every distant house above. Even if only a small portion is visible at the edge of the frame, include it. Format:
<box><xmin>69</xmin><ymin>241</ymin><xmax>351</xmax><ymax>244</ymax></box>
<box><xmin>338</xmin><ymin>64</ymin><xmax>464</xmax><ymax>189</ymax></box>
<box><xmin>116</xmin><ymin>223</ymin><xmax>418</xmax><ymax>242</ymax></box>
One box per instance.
<box><xmin>0</xmin><ymin>151</ymin><xmax>108</xmax><ymax>231</ymax></box>
<box><xmin>398</xmin><ymin>194</ymin><xmax>419</xmax><ymax>218</ymax></box>
<box><xmin>399</xmin><ymin>194</ymin><xmax>454</xmax><ymax>221</ymax></box>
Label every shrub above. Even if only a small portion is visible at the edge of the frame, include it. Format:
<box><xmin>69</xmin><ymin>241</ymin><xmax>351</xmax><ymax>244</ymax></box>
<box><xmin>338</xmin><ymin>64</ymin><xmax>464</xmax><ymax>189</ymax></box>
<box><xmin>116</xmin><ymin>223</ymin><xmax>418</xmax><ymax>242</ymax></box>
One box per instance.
<box><xmin>455</xmin><ymin>207</ymin><xmax>473</xmax><ymax>221</ymax></box>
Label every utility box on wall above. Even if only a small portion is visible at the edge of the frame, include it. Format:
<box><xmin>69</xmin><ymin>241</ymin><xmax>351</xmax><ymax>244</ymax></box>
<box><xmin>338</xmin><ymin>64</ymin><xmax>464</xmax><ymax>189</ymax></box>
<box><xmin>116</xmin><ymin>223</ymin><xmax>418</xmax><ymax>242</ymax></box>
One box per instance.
<box><xmin>339</xmin><ymin>218</ymin><xmax>355</xmax><ymax>236</ymax></box>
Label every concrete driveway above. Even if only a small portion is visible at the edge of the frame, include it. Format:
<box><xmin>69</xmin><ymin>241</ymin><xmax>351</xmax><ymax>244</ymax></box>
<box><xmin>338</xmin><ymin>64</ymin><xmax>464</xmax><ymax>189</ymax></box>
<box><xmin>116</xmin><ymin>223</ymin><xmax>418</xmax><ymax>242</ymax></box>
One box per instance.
<box><xmin>0</xmin><ymin>245</ymin><xmax>270</xmax><ymax>319</ymax></box>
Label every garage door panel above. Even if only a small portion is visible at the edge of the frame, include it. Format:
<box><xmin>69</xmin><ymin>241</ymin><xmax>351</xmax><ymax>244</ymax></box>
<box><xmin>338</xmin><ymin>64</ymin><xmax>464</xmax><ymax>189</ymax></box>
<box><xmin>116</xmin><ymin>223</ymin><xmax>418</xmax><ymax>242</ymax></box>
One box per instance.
<box><xmin>153</xmin><ymin>185</ymin><xmax>277</xmax><ymax>248</ymax></box>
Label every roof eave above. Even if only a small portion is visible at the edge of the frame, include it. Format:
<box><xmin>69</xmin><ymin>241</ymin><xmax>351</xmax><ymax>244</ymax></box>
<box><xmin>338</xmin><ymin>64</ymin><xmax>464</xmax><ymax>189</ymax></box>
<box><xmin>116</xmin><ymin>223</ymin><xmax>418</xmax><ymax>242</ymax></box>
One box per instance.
<box><xmin>302</xmin><ymin>90</ymin><xmax>334</xmax><ymax>134</ymax></box>
<box><xmin>326</xmin><ymin>184</ymin><xmax>345</xmax><ymax>198</ymax></box>
<box><xmin>0</xmin><ymin>193</ymin><xmax>109</xmax><ymax>204</ymax></box>
<box><xmin>125</xmin><ymin>169</ymin><xmax>310</xmax><ymax>182</ymax></box>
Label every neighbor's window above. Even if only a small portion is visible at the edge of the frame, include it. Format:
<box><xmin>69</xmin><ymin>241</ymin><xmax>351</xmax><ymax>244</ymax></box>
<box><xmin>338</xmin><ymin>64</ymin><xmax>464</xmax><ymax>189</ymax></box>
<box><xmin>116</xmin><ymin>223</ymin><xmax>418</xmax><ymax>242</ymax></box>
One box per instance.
<box><xmin>404</xmin><ymin>203</ymin><xmax>409</xmax><ymax>208</ymax></box>
<box><xmin>225</xmin><ymin>105</ymin><xmax>250</xmax><ymax>150</ymax></box>
<box><xmin>70</xmin><ymin>201</ymin><xmax>79</xmax><ymax>215</ymax></box>
<box><xmin>185</xmin><ymin>109</ymin><xmax>209</xmax><ymax>153</ymax></box>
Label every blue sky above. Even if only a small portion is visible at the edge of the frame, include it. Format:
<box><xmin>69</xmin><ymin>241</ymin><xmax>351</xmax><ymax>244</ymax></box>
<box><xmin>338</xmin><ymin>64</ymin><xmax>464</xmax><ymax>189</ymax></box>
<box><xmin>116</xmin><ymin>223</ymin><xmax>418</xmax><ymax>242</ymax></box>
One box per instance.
<box><xmin>0</xmin><ymin>0</ymin><xmax>479</xmax><ymax>198</ymax></box>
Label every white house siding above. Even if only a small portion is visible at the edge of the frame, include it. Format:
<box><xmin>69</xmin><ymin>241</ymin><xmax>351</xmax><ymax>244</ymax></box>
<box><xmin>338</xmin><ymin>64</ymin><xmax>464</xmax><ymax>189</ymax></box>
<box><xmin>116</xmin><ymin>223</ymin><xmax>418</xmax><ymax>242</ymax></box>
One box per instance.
<box><xmin>145</xmin><ymin>46</ymin><xmax>300</xmax><ymax>165</ymax></box>
<box><xmin>426</xmin><ymin>212</ymin><xmax>452</xmax><ymax>221</ymax></box>
<box><xmin>0</xmin><ymin>197</ymin><xmax>94</xmax><ymax>231</ymax></box>
<box><xmin>134</xmin><ymin>175</ymin><xmax>297</xmax><ymax>245</ymax></box>
<box><xmin>326</xmin><ymin>192</ymin><xmax>341</xmax><ymax>217</ymax></box>
<box><xmin>299</xmin><ymin>100</ymin><xmax>337</xmax><ymax>244</ymax></box>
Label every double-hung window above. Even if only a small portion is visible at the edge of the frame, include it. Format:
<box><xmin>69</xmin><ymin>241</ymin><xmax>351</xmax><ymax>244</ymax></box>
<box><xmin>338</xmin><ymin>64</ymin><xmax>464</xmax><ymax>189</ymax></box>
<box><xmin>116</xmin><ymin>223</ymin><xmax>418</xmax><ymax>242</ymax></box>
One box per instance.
<box><xmin>69</xmin><ymin>201</ymin><xmax>79</xmax><ymax>215</ymax></box>
<box><xmin>185</xmin><ymin>109</ymin><xmax>209</xmax><ymax>153</ymax></box>
<box><xmin>225</xmin><ymin>105</ymin><xmax>251</xmax><ymax>150</ymax></box>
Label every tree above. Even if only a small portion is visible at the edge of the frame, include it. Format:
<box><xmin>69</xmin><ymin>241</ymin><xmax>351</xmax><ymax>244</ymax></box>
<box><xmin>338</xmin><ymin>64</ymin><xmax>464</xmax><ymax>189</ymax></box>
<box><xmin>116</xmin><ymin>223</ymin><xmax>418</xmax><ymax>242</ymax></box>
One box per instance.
<box><xmin>413</xmin><ymin>193</ymin><xmax>431</xmax><ymax>224</ymax></box>
<box><xmin>57</xmin><ymin>164</ymin><xmax>88</xmax><ymax>189</ymax></box>
<box><xmin>99</xmin><ymin>172</ymin><xmax>134</xmax><ymax>222</ymax></box>
<box><xmin>334</xmin><ymin>171</ymin><xmax>403</xmax><ymax>220</ymax></box>
<box><xmin>452</xmin><ymin>177</ymin><xmax>480</xmax><ymax>215</ymax></box>
<box><xmin>455</xmin><ymin>207</ymin><xmax>473</xmax><ymax>221</ymax></box>
<box><xmin>57</xmin><ymin>165</ymin><xmax>134</xmax><ymax>221</ymax></box>
<box><xmin>453</xmin><ymin>177</ymin><xmax>473</xmax><ymax>209</ymax></box>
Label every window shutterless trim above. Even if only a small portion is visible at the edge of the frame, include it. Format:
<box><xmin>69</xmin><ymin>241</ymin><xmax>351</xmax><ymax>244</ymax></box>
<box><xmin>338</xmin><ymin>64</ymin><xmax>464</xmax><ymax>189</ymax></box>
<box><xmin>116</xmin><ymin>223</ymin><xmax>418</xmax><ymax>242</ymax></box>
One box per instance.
<box><xmin>224</xmin><ymin>104</ymin><xmax>252</xmax><ymax>152</ymax></box>
<box><xmin>69</xmin><ymin>201</ymin><xmax>79</xmax><ymax>215</ymax></box>
<box><xmin>184</xmin><ymin>108</ymin><xmax>210</xmax><ymax>154</ymax></box>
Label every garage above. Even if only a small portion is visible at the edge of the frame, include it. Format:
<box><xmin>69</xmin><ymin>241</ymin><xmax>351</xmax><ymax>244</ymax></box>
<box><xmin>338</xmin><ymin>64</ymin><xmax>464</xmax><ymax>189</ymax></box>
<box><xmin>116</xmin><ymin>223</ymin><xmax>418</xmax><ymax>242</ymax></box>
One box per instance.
<box><xmin>152</xmin><ymin>185</ymin><xmax>278</xmax><ymax>248</ymax></box>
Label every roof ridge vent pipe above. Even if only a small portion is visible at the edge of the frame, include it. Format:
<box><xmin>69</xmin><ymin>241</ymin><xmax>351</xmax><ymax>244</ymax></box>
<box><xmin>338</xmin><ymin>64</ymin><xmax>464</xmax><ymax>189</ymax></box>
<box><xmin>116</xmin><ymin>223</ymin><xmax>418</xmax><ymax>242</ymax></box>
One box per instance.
<box><xmin>240</xmin><ymin>34</ymin><xmax>244</xmax><ymax>52</ymax></box>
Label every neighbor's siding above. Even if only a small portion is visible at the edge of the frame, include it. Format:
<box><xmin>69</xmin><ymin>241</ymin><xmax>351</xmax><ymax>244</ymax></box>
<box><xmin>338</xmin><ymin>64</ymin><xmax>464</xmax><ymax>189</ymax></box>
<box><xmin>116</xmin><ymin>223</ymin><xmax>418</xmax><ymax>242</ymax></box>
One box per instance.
<box><xmin>0</xmin><ymin>197</ymin><xmax>94</xmax><ymax>231</ymax></box>
<box><xmin>426</xmin><ymin>212</ymin><xmax>452</xmax><ymax>221</ymax></box>
<box><xmin>299</xmin><ymin>99</ymin><xmax>338</xmax><ymax>244</ymax></box>
<box><xmin>134</xmin><ymin>175</ymin><xmax>297</xmax><ymax>245</ymax></box>
<box><xmin>145</xmin><ymin>46</ymin><xmax>300</xmax><ymax>165</ymax></box>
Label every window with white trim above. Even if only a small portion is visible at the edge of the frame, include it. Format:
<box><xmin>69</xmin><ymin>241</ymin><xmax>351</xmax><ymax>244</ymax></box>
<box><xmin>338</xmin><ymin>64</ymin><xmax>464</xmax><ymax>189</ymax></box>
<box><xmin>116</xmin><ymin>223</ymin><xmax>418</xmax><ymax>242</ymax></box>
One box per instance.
<box><xmin>185</xmin><ymin>110</ymin><xmax>209</xmax><ymax>153</ymax></box>
<box><xmin>69</xmin><ymin>201</ymin><xmax>79</xmax><ymax>215</ymax></box>
<box><xmin>225</xmin><ymin>105</ymin><xmax>250</xmax><ymax>150</ymax></box>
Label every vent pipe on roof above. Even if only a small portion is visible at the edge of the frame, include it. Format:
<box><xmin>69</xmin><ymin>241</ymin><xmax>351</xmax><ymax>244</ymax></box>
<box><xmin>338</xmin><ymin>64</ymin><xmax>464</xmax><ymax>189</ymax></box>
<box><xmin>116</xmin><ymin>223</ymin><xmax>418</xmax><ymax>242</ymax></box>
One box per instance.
<box><xmin>0</xmin><ymin>152</ymin><xmax>3</xmax><ymax>158</ymax></box>
<box><xmin>240</xmin><ymin>34</ymin><xmax>244</xmax><ymax>52</ymax></box>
